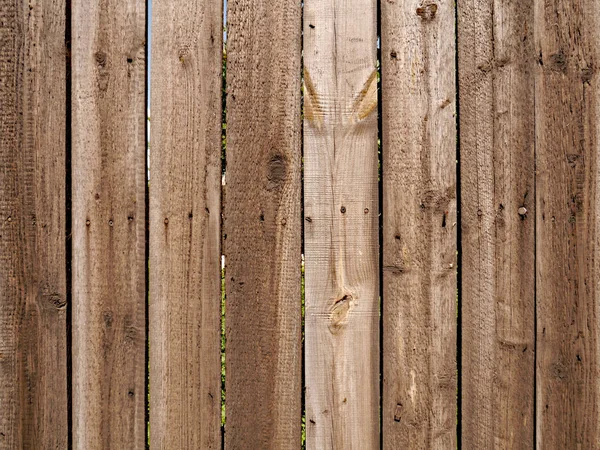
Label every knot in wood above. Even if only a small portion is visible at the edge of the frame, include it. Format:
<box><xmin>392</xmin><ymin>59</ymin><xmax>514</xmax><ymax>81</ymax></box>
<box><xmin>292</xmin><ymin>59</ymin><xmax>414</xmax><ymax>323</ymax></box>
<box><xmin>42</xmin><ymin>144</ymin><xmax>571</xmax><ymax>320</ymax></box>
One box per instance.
<box><xmin>46</xmin><ymin>293</ymin><xmax>67</xmax><ymax>310</ymax></box>
<box><xmin>549</xmin><ymin>50</ymin><xmax>567</xmax><ymax>73</ymax></box>
<box><xmin>416</xmin><ymin>3</ymin><xmax>438</xmax><ymax>21</ymax></box>
<box><xmin>266</xmin><ymin>154</ymin><xmax>287</xmax><ymax>191</ymax></box>
<box><xmin>328</xmin><ymin>293</ymin><xmax>355</xmax><ymax>334</ymax></box>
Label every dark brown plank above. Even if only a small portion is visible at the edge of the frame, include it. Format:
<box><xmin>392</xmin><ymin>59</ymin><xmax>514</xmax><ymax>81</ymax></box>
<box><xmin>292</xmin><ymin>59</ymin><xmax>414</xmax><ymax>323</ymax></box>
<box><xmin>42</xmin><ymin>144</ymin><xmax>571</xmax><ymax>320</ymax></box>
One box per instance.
<box><xmin>381</xmin><ymin>0</ymin><xmax>457</xmax><ymax>448</ymax></box>
<box><xmin>223</xmin><ymin>0</ymin><xmax>302</xmax><ymax>447</ymax></box>
<box><xmin>458</xmin><ymin>0</ymin><xmax>536</xmax><ymax>447</ymax></box>
<box><xmin>149</xmin><ymin>0</ymin><xmax>223</xmax><ymax>447</ymax></box>
<box><xmin>71</xmin><ymin>0</ymin><xmax>146</xmax><ymax>447</ymax></box>
<box><xmin>303</xmin><ymin>0</ymin><xmax>379</xmax><ymax>447</ymax></box>
<box><xmin>536</xmin><ymin>0</ymin><xmax>600</xmax><ymax>447</ymax></box>
<box><xmin>0</xmin><ymin>0</ymin><xmax>67</xmax><ymax>447</ymax></box>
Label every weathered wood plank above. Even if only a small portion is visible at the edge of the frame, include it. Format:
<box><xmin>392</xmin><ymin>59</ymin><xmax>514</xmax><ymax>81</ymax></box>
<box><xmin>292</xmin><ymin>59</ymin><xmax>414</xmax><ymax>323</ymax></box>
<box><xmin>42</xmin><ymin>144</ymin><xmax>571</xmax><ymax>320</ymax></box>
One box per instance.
<box><xmin>303</xmin><ymin>0</ymin><xmax>379</xmax><ymax>447</ymax></box>
<box><xmin>223</xmin><ymin>0</ymin><xmax>302</xmax><ymax>447</ymax></box>
<box><xmin>0</xmin><ymin>0</ymin><xmax>67</xmax><ymax>447</ymax></box>
<box><xmin>149</xmin><ymin>0</ymin><xmax>222</xmax><ymax>447</ymax></box>
<box><xmin>535</xmin><ymin>0</ymin><xmax>600</xmax><ymax>447</ymax></box>
<box><xmin>381</xmin><ymin>0</ymin><xmax>456</xmax><ymax>448</ymax></box>
<box><xmin>71</xmin><ymin>0</ymin><xmax>146</xmax><ymax>447</ymax></box>
<box><xmin>457</xmin><ymin>0</ymin><xmax>536</xmax><ymax>448</ymax></box>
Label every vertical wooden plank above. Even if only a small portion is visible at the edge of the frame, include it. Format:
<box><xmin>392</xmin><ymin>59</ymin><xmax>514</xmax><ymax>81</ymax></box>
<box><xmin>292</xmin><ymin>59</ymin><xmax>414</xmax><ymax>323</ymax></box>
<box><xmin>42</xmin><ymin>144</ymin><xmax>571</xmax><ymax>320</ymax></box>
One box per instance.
<box><xmin>458</xmin><ymin>0</ymin><xmax>536</xmax><ymax>448</ymax></box>
<box><xmin>381</xmin><ymin>0</ymin><xmax>456</xmax><ymax>448</ymax></box>
<box><xmin>0</xmin><ymin>0</ymin><xmax>67</xmax><ymax>447</ymax></box>
<box><xmin>303</xmin><ymin>0</ymin><xmax>379</xmax><ymax>446</ymax></box>
<box><xmin>71</xmin><ymin>0</ymin><xmax>146</xmax><ymax>447</ymax></box>
<box><xmin>224</xmin><ymin>0</ymin><xmax>302</xmax><ymax>447</ymax></box>
<box><xmin>149</xmin><ymin>0</ymin><xmax>222</xmax><ymax>447</ymax></box>
<box><xmin>535</xmin><ymin>0</ymin><xmax>600</xmax><ymax>447</ymax></box>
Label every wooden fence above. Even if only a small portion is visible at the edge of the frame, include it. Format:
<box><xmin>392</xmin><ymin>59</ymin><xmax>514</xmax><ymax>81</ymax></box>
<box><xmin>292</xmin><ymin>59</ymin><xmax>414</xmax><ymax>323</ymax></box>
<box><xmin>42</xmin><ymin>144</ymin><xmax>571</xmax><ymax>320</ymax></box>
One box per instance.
<box><xmin>1</xmin><ymin>0</ymin><xmax>599</xmax><ymax>448</ymax></box>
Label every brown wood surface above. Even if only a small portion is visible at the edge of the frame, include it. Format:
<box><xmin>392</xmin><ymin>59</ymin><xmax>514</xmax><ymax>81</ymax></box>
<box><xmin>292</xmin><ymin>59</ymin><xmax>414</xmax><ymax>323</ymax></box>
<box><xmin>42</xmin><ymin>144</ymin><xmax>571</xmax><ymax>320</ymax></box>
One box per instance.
<box><xmin>223</xmin><ymin>0</ymin><xmax>302</xmax><ymax>447</ymax></box>
<box><xmin>71</xmin><ymin>0</ymin><xmax>146</xmax><ymax>447</ymax></box>
<box><xmin>0</xmin><ymin>0</ymin><xmax>67</xmax><ymax>447</ymax></box>
<box><xmin>149</xmin><ymin>0</ymin><xmax>223</xmax><ymax>447</ymax></box>
<box><xmin>381</xmin><ymin>0</ymin><xmax>457</xmax><ymax>448</ymax></box>
<box><xmin>535</xmin><ymin>0</ymin><xmax>600</xmax><ymax>447</ymax></box>
<box><xmin>458</xmin><ymin>0</ymin><xmax>536</xmax><ymax>448</ymax></box>
<box><xmin>303</xmin><ymin>0</ymin><xmax>379</xmax><ymax>447</ymax></box>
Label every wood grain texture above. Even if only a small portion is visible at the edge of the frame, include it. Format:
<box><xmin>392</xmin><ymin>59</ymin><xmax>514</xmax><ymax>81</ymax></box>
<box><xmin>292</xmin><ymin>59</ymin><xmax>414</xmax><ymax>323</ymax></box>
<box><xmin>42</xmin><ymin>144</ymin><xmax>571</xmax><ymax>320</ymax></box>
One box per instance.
<box><xmin>381</xmin><ymin>0</ymin><xmax>456</xmax><ymax>448</ymax></box>
<box><xmin>458</xmin><ymin>0</ymin><xmax>536</xmax><ymax>448</ymax></box>
<box><xmin>0</xmin><ymin>0</ymin><xmax>67</xmax><ymax>447</ymax></box>
<box><xmin>303</xmin><ymin>0</ymin><xmax>379</xmax><ymax>447</ymax></box>
<box><xmin>535</xmin><ymin>0</ymin><xmax>600</xmax><ymax>447</ymax></box>
<box><xmin>149</xmin><ymin>0</ymin><xmax>222</xmax><ymax>447</ymax></box>
<box><xmin>223</xmin><ymin>0</ymin><xmax>302</xmax><ymax>447</ymax></box>
<box><xmin>71</xmin><ymin>0</ymin><xmax>146</xmax><ymax>447</ymax></box>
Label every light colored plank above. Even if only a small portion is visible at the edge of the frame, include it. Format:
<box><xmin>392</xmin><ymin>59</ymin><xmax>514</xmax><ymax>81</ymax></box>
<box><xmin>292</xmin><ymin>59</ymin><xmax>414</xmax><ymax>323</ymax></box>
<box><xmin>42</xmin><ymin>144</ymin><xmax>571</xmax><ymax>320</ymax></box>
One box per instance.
<box><xmin>535</xmin><ymin>0</ymin><xmax>600</xmax><ymax>446</ymax></box>
<box><xmin>458</xmin><ymin>0</ymin><xmax>536</xmax><ymax>447</ymax></box>
<box><xmin>223</xmin><ymin>0</ymin><xmax>302</xmax><ymax>447</ymax></box>
<box><xmin>0</xmin><ymin>0</ymin><xmax>67</xmax><ymax>447</ymax></box>
<box><xmin>149</xmin><ymin>0</ymin><xmax>222</xmax><ymax>447</ymax></box>
<box><xmin>381</xmin><ymin>0</ymin><xmax>456</xmax><ymax>448</ymax></box>
<box><xmin>71</xmin><ymin>0</ymin><xmax>146</xmax><ymax>447</ymax></box>
<box><xmin>303</xmin><ymin>0</ymin><xmax>379</xmax><ymax>447</ymax></box>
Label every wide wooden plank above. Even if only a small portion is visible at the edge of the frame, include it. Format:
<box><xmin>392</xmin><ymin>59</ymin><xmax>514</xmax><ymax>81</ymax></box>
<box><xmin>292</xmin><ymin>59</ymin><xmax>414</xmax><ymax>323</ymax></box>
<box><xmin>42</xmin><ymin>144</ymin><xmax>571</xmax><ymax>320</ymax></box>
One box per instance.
<box><xmin>457</xmin><ymin>0</ymin><xmax>536</xmax><ymax>448</ymax></box>
<box><xmin>149</xmin><ymin>0</ymin><xmax>222</xmax><ymax>447</ymax></box>
<box><xmin>71</xmin><ymin>0</ymin><xmax>146</xmax><ymax>447</ymax></box>
<box><xmin>381</xmin><ymin>0</ymin><xmax>456</xmax><ymax>448</ymax></box>
<box><xmin>0</xmin><ymin>0</ymin><xmax>67</xmax><ymax>447</ymax></box>
<box><xmin>303</xmin><ymin>0</ymin><xmax>379</xmax><ymax>447</ymax></box>
<box><xmin>223</xmin><ymin>0</ymin><xmax>302</xmax><ymax>447</ymax></box>
<box><xmin>535</xmin><ymin>0</ymin><xmax>600</xmax><ymax>447</ymax></box>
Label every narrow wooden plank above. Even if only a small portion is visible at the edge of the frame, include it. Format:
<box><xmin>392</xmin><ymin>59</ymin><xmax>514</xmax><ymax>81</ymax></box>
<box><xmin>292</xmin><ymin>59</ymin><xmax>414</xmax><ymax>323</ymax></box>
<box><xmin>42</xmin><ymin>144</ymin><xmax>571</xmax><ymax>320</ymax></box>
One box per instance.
<box><xmin>535</xmin><ymin>1</ymin><xmax>600</xmax><ymax>447</ymax></box>
<box><xmin>223</xmin><ymin>0</ymin><xmax>302</xmax><ymax>447</ymax></box>
<box><xmin>0</xmin><ymin>0</ymin><xmax>67</xmax><ymax>447</ymax></box>
<box><xmin>149</xmin><ymin>0</ymin><xmax>222</xmax><ymax>447</ymax></box>
<box><xmin>457</xmin><ymin>0</ymin><xmax>536</xmax><ymax>447</ymax></box>
<box><xmin>303</xmin><ymin>0</ymin><xmax>379</xmax><ymax>446</ymax></box>
<box><xmin>381</xmin><ymin>0</ymin><xmax>456</xmax><ymax>448</ymax></box>
<box><xmin>71</xmin><ymin>0</ymin><xmax>146</xmax><ymax>447</ymax></box>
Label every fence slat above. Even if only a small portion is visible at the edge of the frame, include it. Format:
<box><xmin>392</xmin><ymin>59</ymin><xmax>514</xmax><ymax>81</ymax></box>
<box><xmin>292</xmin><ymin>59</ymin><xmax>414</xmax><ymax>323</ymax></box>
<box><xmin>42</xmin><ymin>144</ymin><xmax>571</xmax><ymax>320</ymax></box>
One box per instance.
<box><xmin>457</xmin><ymin>1</ymin><xmax>536</xmax><ymax>447</ymax></box>
<box><xmin>381</xmin><ymin>1</ymin><xmax>456</xmax><ymax>448</ymax></box>
<box><xmin>223</xmin><ymin>0</ymin><xmax>302</xmax><ymax>447</ymax></box>
<box><xmin>149</xmin><ymin>0</ymin><xmax>223</xmax><ymax>447</ymax></box>
<box><xmin>303</xmin><ymin>0</ymin><xmax>379</xmax><ymax>446</ymax></box>
<box><xmin>0</xmin><ymin>0</ymin><xmax>67</xmax><ymax>447</ymax></box>
<box><xmin>536</xmin><ymin>1</ymin><xmax>600</xmax><ymax>447</ymax></box>
<box><xmin>71</xmin><ymin>0</ymin><xmax>146</xmax><ymax>447</ymax></box>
